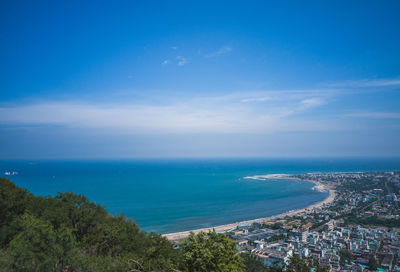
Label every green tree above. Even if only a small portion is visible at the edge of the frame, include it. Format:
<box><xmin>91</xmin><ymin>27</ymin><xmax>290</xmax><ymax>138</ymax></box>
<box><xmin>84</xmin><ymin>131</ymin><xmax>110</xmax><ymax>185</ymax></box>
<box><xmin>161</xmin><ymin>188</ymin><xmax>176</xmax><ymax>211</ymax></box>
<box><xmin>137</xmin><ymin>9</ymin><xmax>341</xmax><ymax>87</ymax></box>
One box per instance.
<box><xmin>286</xmin><ymin>255</ymin><xmax>309</xmax><ymax>272</ymax></box>
<box><xmin>0</xmin><ymin>178</ymin><xmax>32</xmax><ymax>246</ymax></box>
<box><xmin>286</xmin><ymin>256</ymin><xmax>328</xmax><ymax>272</ymax></box>
<box><xmin>82</xmin><ymin>215</ymin><xmax>145</xmax><ymax>257</ymax></box>
<box><xmin>241</xmin><ymin>253</ymin><xmax>273</xmax><ymax>272</ymax></box>
<box><xmin>270</xmin><ymin>222</ymin><xmax>283</xmax><ymax>230</ymax></box>
<box><xmin>81</xmin><ymin>215</ymin><xmax>180</xmax><ymax>271</ymax></box>
<box><xmin>53</xmin><ymin>192</ymin><xmax>108</xmax><ymax>241</ymax></box>
<box><xmin>6</xmin><ymin>213</ymin><xmax>77</xmax><ymax>272</ymax></box>
<box><xmin>368</xmin><ymin>256</ymin><xmax>379</xmax><ymax>271</ymax></box>
<box><xmin>339</xmin><ymin>248</ymin><xmax>353</xmax><ymax>265</ymax></box>
<box><xmin>182</xmin><ymin>230</ymin><xmax>245</xmax><ymax>272</ymax></box>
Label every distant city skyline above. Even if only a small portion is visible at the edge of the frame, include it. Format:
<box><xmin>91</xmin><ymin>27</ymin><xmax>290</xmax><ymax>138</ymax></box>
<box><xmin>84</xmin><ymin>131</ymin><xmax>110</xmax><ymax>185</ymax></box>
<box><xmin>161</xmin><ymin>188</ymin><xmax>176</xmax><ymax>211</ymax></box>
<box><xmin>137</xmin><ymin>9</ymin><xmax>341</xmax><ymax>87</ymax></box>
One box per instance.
<box><xmin>1</xmin><ymin>1</ymin><xmax>400</xmax><ymax>158</ymax></box>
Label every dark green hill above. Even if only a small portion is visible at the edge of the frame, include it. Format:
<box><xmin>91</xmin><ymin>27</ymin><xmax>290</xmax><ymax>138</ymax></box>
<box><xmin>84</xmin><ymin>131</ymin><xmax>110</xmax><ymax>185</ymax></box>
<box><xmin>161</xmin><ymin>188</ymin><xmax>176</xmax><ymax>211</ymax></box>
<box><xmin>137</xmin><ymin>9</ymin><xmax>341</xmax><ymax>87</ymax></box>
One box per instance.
<box><xmin>0</xmin><ymin>177</ymin><xmax>248</xmax><ymax>272</ymax></box>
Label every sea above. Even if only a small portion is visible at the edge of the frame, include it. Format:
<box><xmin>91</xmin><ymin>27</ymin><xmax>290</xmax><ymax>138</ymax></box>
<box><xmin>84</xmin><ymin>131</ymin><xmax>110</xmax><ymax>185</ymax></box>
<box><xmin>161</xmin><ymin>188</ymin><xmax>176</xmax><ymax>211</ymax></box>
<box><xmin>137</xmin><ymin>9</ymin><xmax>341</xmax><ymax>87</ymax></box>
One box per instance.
<box><xmin>1</xmin><ymin>158</ymin><xmax>399</xmax><ymax>234</ymax></box>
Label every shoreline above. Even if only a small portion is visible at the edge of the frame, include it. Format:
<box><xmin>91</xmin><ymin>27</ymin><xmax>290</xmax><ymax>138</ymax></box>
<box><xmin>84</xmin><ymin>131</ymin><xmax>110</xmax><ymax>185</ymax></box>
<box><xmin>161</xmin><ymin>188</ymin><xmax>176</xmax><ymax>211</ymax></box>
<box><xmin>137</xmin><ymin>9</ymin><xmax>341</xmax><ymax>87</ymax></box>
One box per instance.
<box><xmin>163</xmin><ymin>177</ymin><xmax>336</xmax><ymax>241</ymax></box>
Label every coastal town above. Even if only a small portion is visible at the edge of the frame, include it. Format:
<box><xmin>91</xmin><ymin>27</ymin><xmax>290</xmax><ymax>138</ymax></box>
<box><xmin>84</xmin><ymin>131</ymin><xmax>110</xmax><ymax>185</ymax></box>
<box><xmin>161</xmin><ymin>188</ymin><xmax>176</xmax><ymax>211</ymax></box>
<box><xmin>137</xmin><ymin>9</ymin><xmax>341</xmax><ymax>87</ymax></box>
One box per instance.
<box><xmin>169</xmin><ymin>171</ymin><xmax>400</xmax><ymax>271</ymax></box>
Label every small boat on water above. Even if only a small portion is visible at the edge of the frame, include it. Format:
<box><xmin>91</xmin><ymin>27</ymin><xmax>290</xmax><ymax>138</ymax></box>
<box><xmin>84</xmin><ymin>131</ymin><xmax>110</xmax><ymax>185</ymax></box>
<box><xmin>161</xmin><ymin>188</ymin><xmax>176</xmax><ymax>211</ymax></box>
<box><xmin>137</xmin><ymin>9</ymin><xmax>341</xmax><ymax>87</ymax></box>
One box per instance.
<box><xmin>4</xmin><ymin>171</ymin><xmax>18</xmax><ymax>176</ymax></box>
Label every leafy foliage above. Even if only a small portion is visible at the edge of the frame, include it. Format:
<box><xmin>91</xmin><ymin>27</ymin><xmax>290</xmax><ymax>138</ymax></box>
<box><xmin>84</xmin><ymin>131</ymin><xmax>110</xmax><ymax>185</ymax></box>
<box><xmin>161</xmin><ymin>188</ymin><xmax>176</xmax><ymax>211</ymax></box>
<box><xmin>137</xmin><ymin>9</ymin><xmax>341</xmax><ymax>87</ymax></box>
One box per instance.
<box><xmin>368</xmin><ymin>256</ymin><xmax>379</xmax><ymax>271</ymax></box>
<box><xmin>182</xmin><ymin>230</ymin><xmax>245</xmax><ymax>272</ymax></box>
<box><xmin>0</xmin><ymin>178</ymin><xmax>33</xmax><ymax>246</ymax></box>
<box><xmin>241</xmin><ymin>253</ymin><xmax>273</xmax><ymax>272</ymax></box>
<box><xmin>286</xmin><ymin>256</ymin><xmax>328</xmax><ymax>272</ymax></box>
<box><xmin>344</xmin><ymin>215</ymin><xmax>400</xmax><ymax>228</ymax></box>
<box><xmin>339</xmin><ymin>248</ymin><xmax>353</xmax><ymax>265</ymax></box>
<box><xmin>0</xmin><ymin>178</ymin><xmax>180</xmax><ymax>271</ymax></box>
<box><xmin>6</xmin><ymin>214</ymin><xmax>76</xmax><ymax>272</ymax></box>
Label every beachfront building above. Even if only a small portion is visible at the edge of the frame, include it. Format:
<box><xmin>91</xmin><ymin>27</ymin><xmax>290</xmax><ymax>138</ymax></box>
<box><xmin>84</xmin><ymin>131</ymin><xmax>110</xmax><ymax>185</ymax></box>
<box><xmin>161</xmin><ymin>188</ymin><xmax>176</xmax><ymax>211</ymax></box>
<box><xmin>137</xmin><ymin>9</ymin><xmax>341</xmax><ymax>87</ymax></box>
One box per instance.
<box><xmin>252</xmin><ymin>248</ymin><xmax>293</xmax><ymax>268</ymax></box>
<box><xmin>229</xmin><ymin>172</ymin><xmax>400</xmax><ymax>271</ymax></box>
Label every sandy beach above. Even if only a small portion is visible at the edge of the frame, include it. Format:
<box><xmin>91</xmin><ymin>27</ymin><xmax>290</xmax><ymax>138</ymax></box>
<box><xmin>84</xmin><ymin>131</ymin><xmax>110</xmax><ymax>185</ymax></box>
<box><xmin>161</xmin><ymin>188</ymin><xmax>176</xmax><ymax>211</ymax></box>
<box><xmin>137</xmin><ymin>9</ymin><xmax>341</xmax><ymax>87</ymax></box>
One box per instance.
<box><xmin>163</xmin><ymin>177</ymin><xmax>336</xmax><ymax>241</ymax></box>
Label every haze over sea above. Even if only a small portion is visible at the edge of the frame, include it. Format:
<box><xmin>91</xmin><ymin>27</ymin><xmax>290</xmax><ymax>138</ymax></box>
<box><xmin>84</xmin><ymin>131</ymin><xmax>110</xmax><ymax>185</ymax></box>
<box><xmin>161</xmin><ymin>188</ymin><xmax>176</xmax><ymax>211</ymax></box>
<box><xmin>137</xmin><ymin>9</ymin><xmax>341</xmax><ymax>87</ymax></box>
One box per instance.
<box><xmin>1</xmin><ymin>158</ymin><xmax>399</xmax><ymax>234</ymax></box>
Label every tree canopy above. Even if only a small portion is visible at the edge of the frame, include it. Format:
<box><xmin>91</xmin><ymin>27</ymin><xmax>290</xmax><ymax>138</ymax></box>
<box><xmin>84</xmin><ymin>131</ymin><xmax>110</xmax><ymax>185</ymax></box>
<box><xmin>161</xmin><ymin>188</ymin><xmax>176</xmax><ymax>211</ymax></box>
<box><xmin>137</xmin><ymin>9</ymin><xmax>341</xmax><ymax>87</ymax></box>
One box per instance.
<box><xmin>182</xmin><ymin>230</ymin><xmax>244</xmax><ymax>272</ymax></box>
<box><xmin>0</xmin><ymin>178</ymin><xmax>246</xmax><ymax>271</ymax></box>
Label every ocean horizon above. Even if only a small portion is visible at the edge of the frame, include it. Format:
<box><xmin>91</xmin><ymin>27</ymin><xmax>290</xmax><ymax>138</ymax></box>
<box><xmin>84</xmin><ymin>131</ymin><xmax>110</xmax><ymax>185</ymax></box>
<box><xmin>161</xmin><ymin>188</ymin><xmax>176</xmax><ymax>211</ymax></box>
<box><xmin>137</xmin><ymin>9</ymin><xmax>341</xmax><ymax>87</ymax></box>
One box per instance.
<box><xmin>1</xmin><ymin>158</ymin><xmax>400</xmax><ymax>234</ymax></box>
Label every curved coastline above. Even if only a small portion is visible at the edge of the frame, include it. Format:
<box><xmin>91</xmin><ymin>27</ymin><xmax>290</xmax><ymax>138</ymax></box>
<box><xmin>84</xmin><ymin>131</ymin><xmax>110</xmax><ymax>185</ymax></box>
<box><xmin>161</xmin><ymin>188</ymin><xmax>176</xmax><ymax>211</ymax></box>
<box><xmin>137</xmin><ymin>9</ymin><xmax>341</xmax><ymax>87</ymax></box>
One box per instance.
<box><xmin>163</xmin><ymin>176</ymin><xmax>336</xmax><ymax>241</ymax></box>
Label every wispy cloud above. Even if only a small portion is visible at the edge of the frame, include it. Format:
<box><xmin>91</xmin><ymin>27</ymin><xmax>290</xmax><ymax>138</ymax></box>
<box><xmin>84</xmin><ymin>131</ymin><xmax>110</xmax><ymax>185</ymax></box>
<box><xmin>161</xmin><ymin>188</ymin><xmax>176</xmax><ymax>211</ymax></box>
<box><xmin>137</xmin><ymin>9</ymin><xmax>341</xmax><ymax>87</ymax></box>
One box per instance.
<box><xmin>230</xmin><ymin>89</ymin><xmax>335</xmax><ymax>106</ymax></box>
<box><xmin>205</xmin><ymin>46</ymin><xmax>232</xmax><ymax>58</ymax></box>
<box><xmin>299</xmin><ymin>97</ymin><xmax>326</xmax><ymax>110</ymax></box>
<box><xmin>344</xmin><ymin>112</ymin><xmax>400</xmax><ymax>119</ymax></box>
<box><xmin>176</xmin><ymin>56</ymin><xmax>188</xmax><ymax>66</ymax></box>
<box><xmin>328</xmin><ymin>77</ymin><xmax>400</xmax><ymax>87</ymax></box>
<box><xmin>161</xmin><ymin>60</ymin><xmax>170</xmax><ymax>65</ymax></box>
<box><xmin>240</xmin><ymin>97</ymin><xmax>272</xmax><ymax>103</ymax></box>
<box><xmin>0</xmin><ymin>90</ymin><xmax>341</xmax><ymax>135</ymax></box>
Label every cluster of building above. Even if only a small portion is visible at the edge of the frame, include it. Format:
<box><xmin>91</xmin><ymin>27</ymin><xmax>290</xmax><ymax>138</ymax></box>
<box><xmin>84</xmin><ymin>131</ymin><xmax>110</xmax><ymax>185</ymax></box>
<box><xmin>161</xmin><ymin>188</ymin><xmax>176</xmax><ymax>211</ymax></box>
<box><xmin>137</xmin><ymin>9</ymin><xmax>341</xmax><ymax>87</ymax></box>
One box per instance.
<box><xmin>231</xmin><ymin>171</ymin><xmax>400</xmax><ymax>271</ymax></box>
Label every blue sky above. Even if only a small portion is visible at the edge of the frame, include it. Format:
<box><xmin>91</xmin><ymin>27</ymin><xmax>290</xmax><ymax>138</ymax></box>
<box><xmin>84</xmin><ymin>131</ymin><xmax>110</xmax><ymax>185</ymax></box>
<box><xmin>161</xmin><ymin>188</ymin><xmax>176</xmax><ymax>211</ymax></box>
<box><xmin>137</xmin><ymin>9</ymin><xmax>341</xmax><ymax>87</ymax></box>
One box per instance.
<box><xmin>1</xmin><ymin>0</ymin><xmax>400</xmax><ymax>158</ymax></box>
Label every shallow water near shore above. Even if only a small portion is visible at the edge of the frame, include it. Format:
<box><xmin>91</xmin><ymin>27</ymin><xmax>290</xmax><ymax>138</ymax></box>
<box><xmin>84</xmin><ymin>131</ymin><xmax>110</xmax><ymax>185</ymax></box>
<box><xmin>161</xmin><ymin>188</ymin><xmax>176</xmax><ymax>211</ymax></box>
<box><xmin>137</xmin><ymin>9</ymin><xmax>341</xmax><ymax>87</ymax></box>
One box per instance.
<box><xmin>1</xmin><ymin>158</ymin><xmax>399</xmax><ymax>233</ymax></box>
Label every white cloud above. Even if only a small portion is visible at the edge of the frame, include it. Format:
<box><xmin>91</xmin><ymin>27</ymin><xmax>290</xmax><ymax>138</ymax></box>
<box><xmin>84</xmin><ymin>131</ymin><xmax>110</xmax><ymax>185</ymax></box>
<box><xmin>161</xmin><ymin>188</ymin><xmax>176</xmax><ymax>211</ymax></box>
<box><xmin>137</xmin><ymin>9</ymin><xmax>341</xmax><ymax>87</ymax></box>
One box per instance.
<box><xmin>0</xmin><ymin>90</ymin><xmax>341</xmax><ymax>135</ymax></box>
<box><xmin>240</xmin><ymin>97</ymin><xmax>272</xmax><ymax>103</ymax></box>
<box><xmin>299</xmin><ymin>97</ymin><xmax>326</xmax><ymax>109</ymax></box>
<box><xmin>176</xmin><ymin>56</ymin><xmax>188</xmax><ymax>66</ymax></box>
<box><xmin>161</xmin><ymin>60</ymin><xmax>170</xmax><ymax>65</ymax></box>
<box><xmin>171</xmin><ymin>46</ymin><xmax>177</xmax><ymax>50</ymax></box>
<box><xmin>205</xmin><ymin>46</ymin><xmax>232</xmax><ymax>58</ymax></box>
<box><xmin>344</xmin><ymin>112</ymin><xmax>400</xmax><ymax>119</ymax></box>
<box><xmin>328</xmin><ymin>77</ymin><xmax>400</xmax><ymax>87</ymax></box>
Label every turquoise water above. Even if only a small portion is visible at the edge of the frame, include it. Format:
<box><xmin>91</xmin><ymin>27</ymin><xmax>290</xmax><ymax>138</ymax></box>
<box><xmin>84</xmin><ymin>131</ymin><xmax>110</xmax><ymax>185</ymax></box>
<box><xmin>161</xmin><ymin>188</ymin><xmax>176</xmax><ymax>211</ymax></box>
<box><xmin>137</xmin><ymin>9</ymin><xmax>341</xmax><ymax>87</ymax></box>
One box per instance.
<box><xmin>1</xmin><ymin>158</ymin><xmax>399</xmax><ymax>233</ymax></box>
